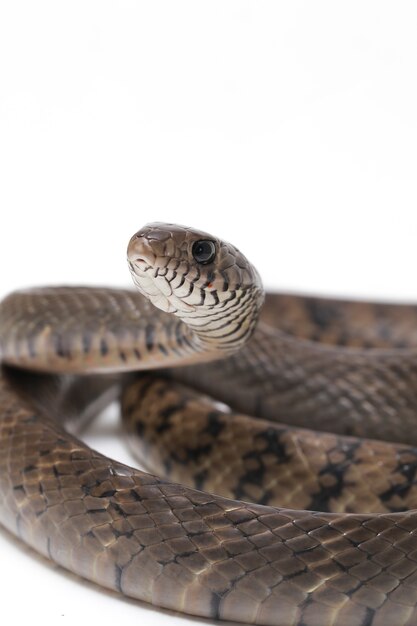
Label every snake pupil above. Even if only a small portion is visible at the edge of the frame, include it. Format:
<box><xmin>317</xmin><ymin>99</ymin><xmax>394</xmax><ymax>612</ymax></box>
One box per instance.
<box><xmin>192</xmin><ymin>240</ymin><xmax>216</xmax><ymax>265</ymax></box>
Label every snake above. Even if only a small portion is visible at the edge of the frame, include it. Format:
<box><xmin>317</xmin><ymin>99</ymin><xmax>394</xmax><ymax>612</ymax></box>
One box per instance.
<box><xmin>2</xmin><ymin>223</ymin><xmax>417</xmax><ymax>626</ymax></box>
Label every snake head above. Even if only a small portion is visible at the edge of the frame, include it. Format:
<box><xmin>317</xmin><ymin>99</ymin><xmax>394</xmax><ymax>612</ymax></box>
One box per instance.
<box><xmin>127</xmin><ymin>222</ymin><xmax>264</xmax><ymax>350</ymax></box>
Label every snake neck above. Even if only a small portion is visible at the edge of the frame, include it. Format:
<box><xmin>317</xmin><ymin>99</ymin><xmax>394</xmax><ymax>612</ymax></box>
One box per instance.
<box><xmin>179</xmin><ymin>285</ymin><xmax>264</xmax><ymax>356</ymax></box>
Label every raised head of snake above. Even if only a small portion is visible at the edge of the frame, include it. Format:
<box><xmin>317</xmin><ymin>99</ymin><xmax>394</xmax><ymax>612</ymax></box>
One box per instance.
<box><xmin>127</xmin><ymin>222</ymin><xmax>264</xmax><ymax>355</ymax></box>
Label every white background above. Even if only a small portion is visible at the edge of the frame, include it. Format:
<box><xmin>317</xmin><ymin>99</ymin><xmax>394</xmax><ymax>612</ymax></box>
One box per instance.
<box><xmin>0</xmin><ymin>2</ymin><xmax>417</xmax><ymax>625</ymax></box>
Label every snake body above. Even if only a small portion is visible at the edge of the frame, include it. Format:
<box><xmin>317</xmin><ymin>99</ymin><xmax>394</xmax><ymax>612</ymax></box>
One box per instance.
<box><xmin>2</xmin><ymin>223</ymin><xmax>417</xmax><ymax>625</ymax></box>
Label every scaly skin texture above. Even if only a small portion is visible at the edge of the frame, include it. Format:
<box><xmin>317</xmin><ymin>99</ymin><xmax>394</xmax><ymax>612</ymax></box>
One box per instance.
<box><xmin>172</xmin><ymin>314</ymin><xmax>417</xmax><ymax>444</ymax></box>
<box><xmin>2</xmin><ymin>223</ymin><xmax>417</xmax><ymax>625</ymax></box>
<box><xmin>122</xmin><ymin>376</ymin><xmax>417</xmax><ymax>514</ymax></box>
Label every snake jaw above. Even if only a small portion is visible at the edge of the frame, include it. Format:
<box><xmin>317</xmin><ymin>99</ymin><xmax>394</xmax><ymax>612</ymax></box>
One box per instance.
<box><xmin>128</xmin><ymin>260</ymin><xmax>197</xmax><ymax>315</ymax></box>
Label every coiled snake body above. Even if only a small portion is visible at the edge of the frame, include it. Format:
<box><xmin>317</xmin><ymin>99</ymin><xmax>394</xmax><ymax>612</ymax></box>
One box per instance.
<box><xmin>2</xmin><ymin>223</ymin><xmax>417</xmax><ymax>625</ymax></box>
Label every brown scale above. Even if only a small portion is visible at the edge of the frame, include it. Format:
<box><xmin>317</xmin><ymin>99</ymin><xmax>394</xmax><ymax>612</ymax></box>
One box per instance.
<box><xmin>171</xmin><ymin>293</ymin><xmax>417</xmax><ymax>445</ymax></box>
<box><xmin>122</xmin><ymin>375</ymin><xmax>417</xmax><ymax>514</ymax></box>
<box><xmin>260</xmin><ymin>292</ymin><xmax>417</xmax><ymax>348</ymax></box>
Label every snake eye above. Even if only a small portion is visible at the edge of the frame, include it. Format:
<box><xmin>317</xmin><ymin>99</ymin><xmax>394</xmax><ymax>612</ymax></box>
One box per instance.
<box><xmin>192</xmin><ymin>240</ymin><xmax>216</xmax><ymax>265</ymax></box>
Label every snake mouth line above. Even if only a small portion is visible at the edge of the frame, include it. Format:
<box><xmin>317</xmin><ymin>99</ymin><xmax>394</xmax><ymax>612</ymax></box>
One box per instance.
<box><xmin>133</xmin><ymin>257</ymin><xmax>151</xmax><ymax>272</ymax></box>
